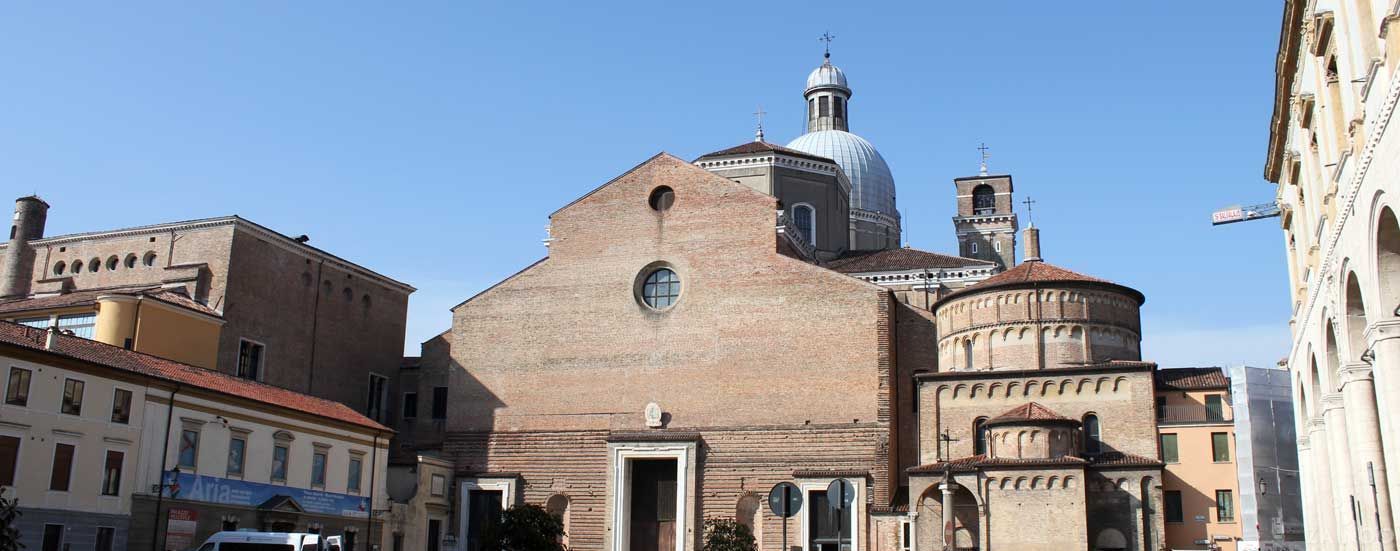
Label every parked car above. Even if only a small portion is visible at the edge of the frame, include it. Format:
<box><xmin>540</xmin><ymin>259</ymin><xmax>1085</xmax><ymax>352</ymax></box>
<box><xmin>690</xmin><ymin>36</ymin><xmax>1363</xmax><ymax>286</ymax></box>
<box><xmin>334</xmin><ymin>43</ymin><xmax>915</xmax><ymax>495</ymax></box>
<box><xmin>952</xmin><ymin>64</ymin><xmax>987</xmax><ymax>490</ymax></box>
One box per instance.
<box><xmin>192</xmin><ymin>531</ymin><xmax>343</xmax><ymax>551</ymax></box>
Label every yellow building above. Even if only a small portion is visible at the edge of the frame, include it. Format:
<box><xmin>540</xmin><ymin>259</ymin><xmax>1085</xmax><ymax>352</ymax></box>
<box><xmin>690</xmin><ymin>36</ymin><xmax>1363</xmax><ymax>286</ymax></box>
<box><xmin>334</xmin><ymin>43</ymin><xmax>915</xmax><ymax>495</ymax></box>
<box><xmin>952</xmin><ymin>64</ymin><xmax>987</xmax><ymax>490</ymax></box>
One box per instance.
<box><xmin>1156</xmin><ymin>368</ymin><xmax>1241</xmax><ymax>551</ymax></box>
<box><xmin>0</xmin><ymin>285</ymin><xmax>223</xmax><ymax>369</ymax></box>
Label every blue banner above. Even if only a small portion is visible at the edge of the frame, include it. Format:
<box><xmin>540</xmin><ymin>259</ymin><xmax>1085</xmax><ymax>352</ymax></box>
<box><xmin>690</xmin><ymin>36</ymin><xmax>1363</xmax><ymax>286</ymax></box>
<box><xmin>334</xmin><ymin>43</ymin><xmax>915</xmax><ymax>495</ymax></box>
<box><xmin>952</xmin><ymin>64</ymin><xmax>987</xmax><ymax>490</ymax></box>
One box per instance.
<box><xmin>162</xmin><ymin>470</ymin><xmax>369</xmax><ymax>518</ymax></box>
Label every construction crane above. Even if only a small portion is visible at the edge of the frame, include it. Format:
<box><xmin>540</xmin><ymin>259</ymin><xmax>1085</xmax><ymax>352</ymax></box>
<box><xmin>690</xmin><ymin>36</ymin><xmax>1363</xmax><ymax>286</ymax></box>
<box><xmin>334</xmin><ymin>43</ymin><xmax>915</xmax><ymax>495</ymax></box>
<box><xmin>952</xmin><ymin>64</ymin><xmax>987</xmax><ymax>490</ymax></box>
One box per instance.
<box><xmin>1211</xmin><ymin>202</ymin><xmax>1281</xmax><ymax>226</ymax></box>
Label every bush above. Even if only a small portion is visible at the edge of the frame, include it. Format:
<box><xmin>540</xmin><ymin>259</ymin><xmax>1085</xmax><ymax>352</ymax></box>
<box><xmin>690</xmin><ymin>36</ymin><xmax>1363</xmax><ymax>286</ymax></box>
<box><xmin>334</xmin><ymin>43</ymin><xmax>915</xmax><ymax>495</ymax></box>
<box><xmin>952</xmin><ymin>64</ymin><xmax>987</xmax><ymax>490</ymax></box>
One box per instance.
<box><xmin>0</xmin><ymin>488</ymin><xmax>21</xmax><ymax>551</ymax></box>
<box><xmin>483</xmin><ymin>504</ymin><xmax>567</xmax><ymax>551</ymax></box>
<box><xmin>703</xmin><ymin>518</ymin><xmax>756</xmax><ymax>551</ymax></box>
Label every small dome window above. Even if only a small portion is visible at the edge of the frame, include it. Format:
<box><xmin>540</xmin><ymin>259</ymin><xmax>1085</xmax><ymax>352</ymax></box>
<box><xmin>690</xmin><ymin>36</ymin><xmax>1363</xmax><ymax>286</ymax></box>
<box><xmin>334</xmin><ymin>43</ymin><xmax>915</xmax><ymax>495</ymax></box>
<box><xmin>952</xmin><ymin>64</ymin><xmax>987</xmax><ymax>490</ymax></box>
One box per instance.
<box><xmin>648</xmin><ymin>186</ymin><xmax>675</xmax><ymax>211</ymax></box>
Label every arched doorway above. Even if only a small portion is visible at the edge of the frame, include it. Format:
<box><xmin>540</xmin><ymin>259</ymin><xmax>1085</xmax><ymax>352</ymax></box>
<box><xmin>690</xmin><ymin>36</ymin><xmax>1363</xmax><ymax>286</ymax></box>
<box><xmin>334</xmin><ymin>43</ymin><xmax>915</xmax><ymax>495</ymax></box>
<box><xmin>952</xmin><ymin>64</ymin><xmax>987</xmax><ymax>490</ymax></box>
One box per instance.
<box><xmin>916</xmin><ymin>483</ymin><xmax>980</xmax><ymax>551</ymax></box>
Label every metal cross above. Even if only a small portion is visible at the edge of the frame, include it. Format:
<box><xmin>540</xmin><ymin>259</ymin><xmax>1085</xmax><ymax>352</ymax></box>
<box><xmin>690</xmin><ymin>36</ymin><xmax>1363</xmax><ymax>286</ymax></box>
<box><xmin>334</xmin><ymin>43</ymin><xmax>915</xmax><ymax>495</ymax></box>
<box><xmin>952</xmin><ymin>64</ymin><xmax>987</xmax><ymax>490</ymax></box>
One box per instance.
<box><xmin>1022</xmin><ymin>196</ymin><xmax>1037</xmax><ymax>226</ymax></box>
<box><xmin>977</xmin><ymin>143</ymin><xmax>991</xmax><ymax>176</ymax></box>
<box><xmin>753</xmin><ymin>105</ymin><xmax>767</xmax><ymax>142</ymax></box>
<box><xmin>938</xmin><ymin>429</ymin><xmax>960</xmax><ymax>461</ymax></box>
<box><xmin>819</xmin><ymin>31</ymin><xmax>835</xmax><ymax>58</ymax></box>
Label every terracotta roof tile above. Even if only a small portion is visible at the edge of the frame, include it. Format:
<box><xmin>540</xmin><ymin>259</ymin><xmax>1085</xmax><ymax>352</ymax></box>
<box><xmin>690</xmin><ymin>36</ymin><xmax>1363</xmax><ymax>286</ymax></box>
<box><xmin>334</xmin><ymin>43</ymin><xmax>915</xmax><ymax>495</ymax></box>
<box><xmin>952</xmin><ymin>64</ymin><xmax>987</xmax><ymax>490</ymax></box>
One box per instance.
<box><xmin>986</xmin><ymin>402</ymin><xmax>1075</xmax><ymax>425</ymax></box>
<box><xmin>0</xmin><ymin>285</ymin><xmax>221</xmax><ymax>318</ymax></box>
<box><xmin>1087</xmin><ymin>452</ymin><xmax>1164</xmax><ymax>468</ymax></box>
<box><xmin>937</xmin><ymin>260</ymin><xmax>1145</xmax><ymax>305</ymax></box>
<box><xmin>694</xmin><ymin>141</ymin><xmax>836</xmax><ymax>164</ymax></box>
<box><xmin>0</xmin><ymin>321</ymin><xmax>387</xmax><ymax>432</ymax></box>
<box><xmin>825</xmin><ymin>247</ymin><xmax>995</xmax><ymax>274</ymax></box>
<box><xmin>1155</xmin><ymin>367</ymin><xmax>1231</xmax><ymax>390</ymax></box>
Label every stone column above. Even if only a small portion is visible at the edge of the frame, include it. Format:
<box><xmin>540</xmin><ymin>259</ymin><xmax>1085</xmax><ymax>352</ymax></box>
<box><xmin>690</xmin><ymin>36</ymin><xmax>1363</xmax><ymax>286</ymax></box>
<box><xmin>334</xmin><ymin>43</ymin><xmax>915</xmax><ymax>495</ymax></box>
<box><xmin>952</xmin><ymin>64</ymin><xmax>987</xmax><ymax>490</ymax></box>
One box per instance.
<box><xmin>1300</xmin><ymin>435</ymin><xmax>1320</xmax><ymax>550</ymax></box>
<box><xmin>1341</xmin><ymin>362</ymin><xmax>1398</xmax><ymax>550</ymax></box>
<box><xmin>1311</xmin><ymin>419</ymin><xmax>1340</xmax><ymax>549</ymax></box>
<box><xmin>1324</xmin><ymin>395</ymin><xmax>1361</xmax><ymax>550</ymax></box>
<box><xmin>940</xmin><ymin>482</ymin><xmax>955</xmax><ymax>551</ymax></box>
<box><xmin>1367</xmin><ymin>320</ymin><xmax>1400</xmax><ymax>536</ymax></box>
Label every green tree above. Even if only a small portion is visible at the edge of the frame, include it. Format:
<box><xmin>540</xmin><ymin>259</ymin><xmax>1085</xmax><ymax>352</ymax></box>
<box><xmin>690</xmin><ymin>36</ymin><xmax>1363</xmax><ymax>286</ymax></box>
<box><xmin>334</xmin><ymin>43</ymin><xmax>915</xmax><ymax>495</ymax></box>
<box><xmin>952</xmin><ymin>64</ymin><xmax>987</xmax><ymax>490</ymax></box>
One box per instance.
<box><xmin>703</xmin><ymin>518</ymin><xmax>755</xmax><ymax>551</ymax></box>
<box><xmin>483</xmin><ymin>504</ymin><xmax>567</xmax><ymax>551</ymax></box>
<box><xmin>0</xmin><ymin>488</ymin><xmax>22</xmax><ymax>551</ymax></box>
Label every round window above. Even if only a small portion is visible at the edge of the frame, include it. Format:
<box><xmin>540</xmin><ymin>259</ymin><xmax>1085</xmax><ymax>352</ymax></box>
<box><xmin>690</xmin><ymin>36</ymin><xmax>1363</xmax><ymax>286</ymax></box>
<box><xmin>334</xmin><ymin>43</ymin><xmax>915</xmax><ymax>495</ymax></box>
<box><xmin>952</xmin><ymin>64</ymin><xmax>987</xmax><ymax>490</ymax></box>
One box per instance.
<box><xmin>648</xmin><ymin>186</ymin><xmax>675</xmax><ymax>211</ymax></box>
<box><xmin>640</xmin><ymin>268</ymin><xmax>680</xmax><ymax>310</ymax></box>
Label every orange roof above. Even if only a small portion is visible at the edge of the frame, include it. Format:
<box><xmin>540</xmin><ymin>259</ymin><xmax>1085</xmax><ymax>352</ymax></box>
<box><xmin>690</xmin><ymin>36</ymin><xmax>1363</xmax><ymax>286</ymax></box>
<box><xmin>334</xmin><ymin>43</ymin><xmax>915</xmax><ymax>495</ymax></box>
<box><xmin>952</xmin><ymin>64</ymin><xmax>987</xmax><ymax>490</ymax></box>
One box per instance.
<box><xmin>986</xmin><ymin>402</ymin><xmax>1076</xmax><ymax>425</ymax></box>
<box><xmin>0</xmin><ymin>321</ymin><xmax>387</xmax><ymax>432</ymax></box>
<box><xmin>0</xmin><ymin>285</ymin><xmax>221</xmax><ymax>318</ymax></box>
<box><xmin>1155</xmin><ymin>367</ymin><xmax>1230</xmax><ymax>390</ymax></box>
<box><xmin>936</xmin><ymin>259</ymin><xmax>1145</xmax><ymax>306</ymax></box>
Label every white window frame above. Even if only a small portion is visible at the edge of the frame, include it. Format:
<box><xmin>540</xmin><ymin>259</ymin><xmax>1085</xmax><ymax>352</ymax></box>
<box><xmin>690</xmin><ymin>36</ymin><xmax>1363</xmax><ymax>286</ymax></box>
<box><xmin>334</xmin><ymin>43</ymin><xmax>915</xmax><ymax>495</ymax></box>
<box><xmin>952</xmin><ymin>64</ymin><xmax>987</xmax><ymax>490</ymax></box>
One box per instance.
<box><xmin>899</xmin><ymin>516</ymin><xmax>914</xmax><ymax>551</ymax></box>
<box><xmin>607</xmin><ymin>443</ymin><xmax>693</xmax><ymax>551</ymax></box>
<box><xmin>459</xmin><ymin>477</ymin><xmax>517</xmax><ymax>551</ymax></box>
<box><xmin>798</xmin><ymin>478</ymin><xmax>862</xmax><ymax>551</ymax></box>
<box><xmin>994</xmin><ymin>241</ymin><xmax>1001</xmax><ymax>252</ymax></box>
<box><xmin>236</xmin><ymin>338</ymin><xmax>266</xmax><ymax>382</ymax></box>
<box><xmin>970</xmin><ymin>242</ymin><xmax>979</xmax><ymax>254</ymax></box>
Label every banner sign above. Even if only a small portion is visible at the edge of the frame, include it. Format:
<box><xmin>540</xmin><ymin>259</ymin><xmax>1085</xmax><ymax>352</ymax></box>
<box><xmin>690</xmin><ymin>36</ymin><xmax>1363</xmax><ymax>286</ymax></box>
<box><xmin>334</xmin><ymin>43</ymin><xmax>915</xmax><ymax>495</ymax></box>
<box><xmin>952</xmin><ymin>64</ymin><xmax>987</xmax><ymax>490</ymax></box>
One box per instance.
<box><xmin>166</xmin><ymin>508</ymin><xmax>198</xmax><ymax>551</ymax></box>
<box><xmin>163</xmin><ymin>470</ymin><xmax>369</xmax><ymax>518</ymax></box>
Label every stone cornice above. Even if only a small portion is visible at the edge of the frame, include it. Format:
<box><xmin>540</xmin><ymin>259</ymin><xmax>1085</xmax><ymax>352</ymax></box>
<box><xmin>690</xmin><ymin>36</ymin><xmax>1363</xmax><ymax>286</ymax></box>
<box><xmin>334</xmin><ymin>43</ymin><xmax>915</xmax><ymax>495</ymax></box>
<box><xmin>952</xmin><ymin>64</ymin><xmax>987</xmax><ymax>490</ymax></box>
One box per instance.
<box><xmin>1339</xmin><ymin>362</ymin><xmax>1373</xmax><ymax>388</ymax></box>
<box><xmin>1321</xmin><ymin>392</ymin><xmax>1346</xmax><ymax>412</ymax></box>
<box><xmin>1366</xmin><ymin>320</ymin><xmax>1400</xmax><ymax>344</ymax></box>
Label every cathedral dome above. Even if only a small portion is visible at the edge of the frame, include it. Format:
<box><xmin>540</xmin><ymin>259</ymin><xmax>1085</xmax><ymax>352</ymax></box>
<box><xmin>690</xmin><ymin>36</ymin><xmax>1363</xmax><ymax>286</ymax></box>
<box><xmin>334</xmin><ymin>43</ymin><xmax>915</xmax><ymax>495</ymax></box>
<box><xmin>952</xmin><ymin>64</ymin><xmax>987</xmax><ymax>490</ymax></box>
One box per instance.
<box><xmin>805</xmin><ymin>59</ymin><xmax>849</xmax><ymax>94</ymax></box>
<box><xmin>787</xmin><ymin>130</ymin><xmax>897</xmax><ymax>216</ymax></box>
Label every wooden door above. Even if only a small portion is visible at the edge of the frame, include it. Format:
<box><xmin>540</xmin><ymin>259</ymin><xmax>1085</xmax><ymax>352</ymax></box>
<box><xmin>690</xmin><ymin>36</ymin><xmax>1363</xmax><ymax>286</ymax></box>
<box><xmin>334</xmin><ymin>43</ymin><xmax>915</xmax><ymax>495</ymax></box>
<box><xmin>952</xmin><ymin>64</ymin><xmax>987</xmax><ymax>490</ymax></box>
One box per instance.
<box><xmin>630</xmin><ymin>459</ymin><xmax>678</xmax><ymax>551</ymax></box>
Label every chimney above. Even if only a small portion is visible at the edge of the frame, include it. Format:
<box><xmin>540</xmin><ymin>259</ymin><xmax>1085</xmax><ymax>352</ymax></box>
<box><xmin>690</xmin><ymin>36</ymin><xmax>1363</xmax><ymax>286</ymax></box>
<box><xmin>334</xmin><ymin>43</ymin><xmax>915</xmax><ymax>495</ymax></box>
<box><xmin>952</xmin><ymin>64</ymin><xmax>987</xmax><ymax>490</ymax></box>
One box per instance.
<box><xmin>1</xmin><ymin>196</ymin><xmax>49</xmax><ymax>299</ymax></box>
<box><xmin>1023</xmin><ymin>225</ymin><xmax>1042</xmax><ymax>262</ymax></box>
<box><xmin>45</xmin><ymin>325</ymin><xmax>59</xmax><ymax>350</ymax></box>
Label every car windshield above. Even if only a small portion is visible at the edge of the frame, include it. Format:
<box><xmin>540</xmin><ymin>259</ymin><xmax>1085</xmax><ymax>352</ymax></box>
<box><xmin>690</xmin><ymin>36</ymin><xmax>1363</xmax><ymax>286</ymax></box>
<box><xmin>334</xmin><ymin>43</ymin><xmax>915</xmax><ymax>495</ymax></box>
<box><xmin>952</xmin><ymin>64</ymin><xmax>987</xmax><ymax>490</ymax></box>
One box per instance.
<box><xmin>221</xmin><ymin>544</ymin><xmax>297</xmax><ymax>551</ymax></box>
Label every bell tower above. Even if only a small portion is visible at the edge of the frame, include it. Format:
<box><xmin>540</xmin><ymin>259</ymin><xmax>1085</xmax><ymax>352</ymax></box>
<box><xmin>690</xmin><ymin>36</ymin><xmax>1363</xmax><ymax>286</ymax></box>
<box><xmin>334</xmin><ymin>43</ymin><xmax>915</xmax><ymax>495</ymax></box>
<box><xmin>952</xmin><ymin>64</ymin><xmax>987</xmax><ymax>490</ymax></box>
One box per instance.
<box><xmin>1</xmin><ymin>195</ymin><xmax>49</xmax><ymax>298</ymax></box>
<box><xmin>952</xmin><ymin>159</ymin><xmax>1018</xmax><ymax>269</ymax></box>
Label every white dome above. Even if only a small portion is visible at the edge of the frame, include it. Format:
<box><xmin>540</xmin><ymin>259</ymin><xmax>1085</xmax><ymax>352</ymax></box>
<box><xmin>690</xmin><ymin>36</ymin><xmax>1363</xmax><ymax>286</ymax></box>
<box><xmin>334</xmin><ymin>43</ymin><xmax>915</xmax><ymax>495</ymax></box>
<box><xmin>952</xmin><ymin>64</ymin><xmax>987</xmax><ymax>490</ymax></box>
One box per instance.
<box><xmin>786</xmin><ymin>130</ymin><xmax>897</xmax><ymax>217</ymax></box>
<box><xmin>805</xmin><ymin>60</ymin><xmax>849</xmax><ymax>94</ymax></box>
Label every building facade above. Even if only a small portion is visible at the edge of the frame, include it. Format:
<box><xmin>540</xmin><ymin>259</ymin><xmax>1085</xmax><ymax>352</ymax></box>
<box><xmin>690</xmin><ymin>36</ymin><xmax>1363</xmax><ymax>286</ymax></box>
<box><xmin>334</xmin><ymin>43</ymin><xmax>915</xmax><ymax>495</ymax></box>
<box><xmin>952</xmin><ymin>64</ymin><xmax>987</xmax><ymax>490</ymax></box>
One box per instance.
<box><xmin>0</xmin><ymin>197</ymin><xmax>414</xmax><ymax>423</ymax></box>
<box><xmin>1263</xmin><ymin>0</ymin><xmax>1400</xmax><ymax>549</ymax></box>
<box><xmin>0</xmin><ymin>321</ymin><xmax>391</xmax><ymax>551</ymax></box>
<box><xmin>1155</xmin><ymin>368</ymin><xmax>1243</xmax><ymax>551</ymax></box>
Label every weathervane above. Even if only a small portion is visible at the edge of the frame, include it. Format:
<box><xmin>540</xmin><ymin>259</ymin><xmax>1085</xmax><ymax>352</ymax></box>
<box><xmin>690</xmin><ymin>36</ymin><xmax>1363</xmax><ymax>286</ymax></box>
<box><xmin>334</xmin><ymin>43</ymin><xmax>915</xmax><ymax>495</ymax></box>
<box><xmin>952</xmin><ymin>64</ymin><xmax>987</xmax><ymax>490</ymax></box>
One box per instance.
<box><xmin>978</xmin><ymin>143</ymin><xmax>991</xmax><ymax>176</ymax></box>
<box><xmin>1022</xmin><ymin>196</ymin><xmax>1037</xmax><ymax>226</ymax></box>
<box><xmin>754</xmin><ymin>105</ymin><xmax>767</xmax><ymax>142</ymax></box>
<box><xmin>819</xmin><ymin>31</ymin><xmax>835</xmax><ymax>59</ymax></box>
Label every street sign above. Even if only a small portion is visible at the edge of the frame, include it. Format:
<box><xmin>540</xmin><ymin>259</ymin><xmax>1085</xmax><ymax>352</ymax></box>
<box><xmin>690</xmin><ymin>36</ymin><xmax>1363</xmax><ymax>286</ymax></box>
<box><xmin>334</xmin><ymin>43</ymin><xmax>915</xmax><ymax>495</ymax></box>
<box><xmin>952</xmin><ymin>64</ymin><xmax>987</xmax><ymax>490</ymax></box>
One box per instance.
<box><xmin>827</xmin><ymin>479</ymin><xmax>855</xmax><ymax>510</ymax></box>
<box><xmin>768</xmin><ymin>482</ymin><xmax>802</xmax><ymax>518</ymax></box>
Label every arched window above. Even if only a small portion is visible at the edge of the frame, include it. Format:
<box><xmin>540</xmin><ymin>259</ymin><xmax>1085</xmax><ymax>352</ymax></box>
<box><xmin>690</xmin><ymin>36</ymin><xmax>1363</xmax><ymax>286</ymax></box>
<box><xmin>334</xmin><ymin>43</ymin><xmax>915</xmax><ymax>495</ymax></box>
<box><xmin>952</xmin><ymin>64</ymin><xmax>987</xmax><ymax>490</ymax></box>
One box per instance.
<box><xmin>142</xmin><ymin>252</ymin><xmax>157</xmax><ymax>267</ymax></box>
<box><xmin>963</xmin><ymin>339</ymin><xmax>974</xmax><ymax>370</ymax></box>
<box><xmin>971</xmin><ymin>242</ymin><xmax>979</xmax><ymax>254</ymax></box>
<box><xmin>1083</xmin><ymin>414</ymin><xmax>1102</xmax><ymax>454</ymax></box>
<box><xmin>88</xmin><ymin>257</ymin><xmax>100</xmax><ymax>273</ymax></box>
<box><xmin>972</xmin><ymin>184</ymin><xmax>996</xmax><ymax>215</ymax></box>
<box><xmin>793</xmin><ymin>204</ymin><xmax>815</xmax><ymax>245</ymax></box>
<box><xmin>974</xmin><ymin>417</ymin><xmax>989</xmax><ymax>455</ymax></box>
<box><xmin>53</xmin><ymin>261</ymin><xmax>66</xmax><ymax>276</ymax></box>
<box><xmin>124</xmin><ymin>254</ymin><xmax>137</xmax><ymax>269</ymax></box>
<box><xmin>72</xmin><ymin>260</ymin><xmax>84</xmax><ymax>274</ymax></box>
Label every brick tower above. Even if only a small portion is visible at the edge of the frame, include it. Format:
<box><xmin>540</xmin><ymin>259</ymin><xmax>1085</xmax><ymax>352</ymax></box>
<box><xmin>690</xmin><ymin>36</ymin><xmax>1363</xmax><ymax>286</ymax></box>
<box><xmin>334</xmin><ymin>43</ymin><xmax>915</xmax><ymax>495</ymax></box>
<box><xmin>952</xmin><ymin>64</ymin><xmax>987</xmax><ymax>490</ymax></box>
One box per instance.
<box><xmin>952</xmin><ymin>170</ymin><xmax>1018</xmax><ymax>269</ymax></box>
<box><xmin>1</xmin><ymin>195</ymin><xmax>48</xmax><ymax>298</ymax></box>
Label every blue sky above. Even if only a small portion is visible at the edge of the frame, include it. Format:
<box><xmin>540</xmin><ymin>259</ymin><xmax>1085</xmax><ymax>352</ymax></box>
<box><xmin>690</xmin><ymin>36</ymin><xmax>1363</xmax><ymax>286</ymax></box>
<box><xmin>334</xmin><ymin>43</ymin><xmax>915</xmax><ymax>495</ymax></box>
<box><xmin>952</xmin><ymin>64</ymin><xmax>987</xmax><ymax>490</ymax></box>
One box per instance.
<box><xmin>0</xmin><ymin>1</ymin><xmax>1290</xmax><ymax>368</ymax></box>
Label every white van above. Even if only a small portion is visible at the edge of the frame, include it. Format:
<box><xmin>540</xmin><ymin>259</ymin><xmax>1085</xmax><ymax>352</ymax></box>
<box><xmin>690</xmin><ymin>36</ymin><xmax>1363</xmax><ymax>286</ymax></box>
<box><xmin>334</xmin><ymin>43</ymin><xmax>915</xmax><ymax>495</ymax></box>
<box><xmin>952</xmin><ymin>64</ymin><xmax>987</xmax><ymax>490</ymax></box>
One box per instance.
<box><xmin>192</xmin><ymin>531</ymin><xmax>344</xmax><ymax>551</ymax></box>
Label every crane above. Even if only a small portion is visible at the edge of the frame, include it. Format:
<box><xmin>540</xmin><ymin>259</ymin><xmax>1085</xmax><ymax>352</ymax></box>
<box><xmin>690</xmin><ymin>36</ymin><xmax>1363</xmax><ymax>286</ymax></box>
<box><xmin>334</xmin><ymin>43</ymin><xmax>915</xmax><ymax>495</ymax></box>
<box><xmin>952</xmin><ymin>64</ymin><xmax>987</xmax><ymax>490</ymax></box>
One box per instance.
<box><xmin>1211</xmin><ymin>202</ymin><xmax>1281</xmax><ymax>226</ymax></box>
